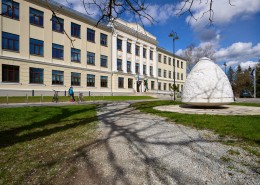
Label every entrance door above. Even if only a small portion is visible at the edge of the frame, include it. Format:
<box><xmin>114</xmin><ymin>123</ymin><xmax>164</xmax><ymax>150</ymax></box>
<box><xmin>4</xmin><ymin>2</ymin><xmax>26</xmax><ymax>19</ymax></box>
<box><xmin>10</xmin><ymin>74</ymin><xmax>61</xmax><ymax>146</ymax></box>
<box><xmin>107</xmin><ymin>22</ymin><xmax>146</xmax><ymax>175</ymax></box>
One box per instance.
<box><xmin>137</xmin><ymin>81</ymin><xmax>142</xmax><ymax>92</ymax></box>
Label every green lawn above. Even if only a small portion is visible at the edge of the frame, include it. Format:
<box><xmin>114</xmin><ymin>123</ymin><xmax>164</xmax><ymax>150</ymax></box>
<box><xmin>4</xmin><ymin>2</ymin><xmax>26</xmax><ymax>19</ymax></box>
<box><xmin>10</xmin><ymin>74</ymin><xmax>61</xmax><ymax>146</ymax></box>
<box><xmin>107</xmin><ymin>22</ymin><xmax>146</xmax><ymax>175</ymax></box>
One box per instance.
<box><xmin>0</xmin><ymin>105</ymin><xmax>98</xmax><ymax>185</ymax></box>
<box><xmin>0</xmin><ymin>95</ymin><xmax>155</xmax><ymax>104</ymax></box>
<box><xmin>132</xmin><ymin>101</ymin><xmax>260</xmax><ymax>146</ymax></box>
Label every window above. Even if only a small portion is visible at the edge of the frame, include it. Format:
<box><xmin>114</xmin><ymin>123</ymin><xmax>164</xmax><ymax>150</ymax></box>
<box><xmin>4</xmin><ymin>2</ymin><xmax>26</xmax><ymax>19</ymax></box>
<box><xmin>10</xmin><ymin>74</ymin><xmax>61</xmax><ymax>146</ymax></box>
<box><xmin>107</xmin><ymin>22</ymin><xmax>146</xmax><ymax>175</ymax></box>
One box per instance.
<box><xmin>29</xmin><ymin>67</ymin><xmax>43</xmax><ymax>84</ymax></box>
<box><xmin>143</xmin><ymin>65</ymin><xmax>146</xmax><ymax>75</ymax></box>
<box><xmin>118</xmin><ymin>77</ymin><xmax>124</xmax><ymax>88</ymax></box>
<box><xmin>181</xmin><ymin>61</ymin><xmax>183</xmax><ymax>68</ymax></box>
<box><xmin>151</xmin><ymin>81</ymin><xmax>155</xmax><ymax>90</ymax></box>
<box><xmin>177</xmin><ymin>84</ymin><xmax>180</xmax><ymax>91</ymax></box>
<box><xmin>143</xmin><ymin>48</ymin><xmax>146</xmax><ymax>58</ymax></box>
<box><xmin>169</xmin><ymin>83</ymin><xmax>171</xmax><ymax>90</ymax></box>
<box><xmin>87</xmin><ymin>74</ymin><xmax>95</xmax><ymax>87</ymax></box>
<box><xmin>150</xmin><ymin>50</ymin><xmax>153</xmax><ymax>60</ymax></box>
<box><xmin>168</xmin><ymin>58</ymin><xmax>171</xmax><ymax>65</ymax></box>
<box><xmin>127</xmin><ymin>61</ymin><xmax>131</xmax><ymax>73</ymax></box>
<box><xmin>87</xmin><ymin>52</ymin><xmax>95</xmax><ymax>65</ymax></box>
<box><xmin>128</xmin><ymin>78</ymin><xmax>133</xmax><ymax>88</ymax></box>
<box><xmin>181</xmin><ymin>85</ymin><xmax>183</xmax><ymax>91</ymax></box>
<box><xmin>52</xmin><ymin>70</ymin><xmax>64</xmax><ymax>85</ymax></box>
<box><xmin>117</xmin><ymin>59</ymin><xmax>122</xmax><ymax>71</ymax></box>
<box><xmin>100</xmin><ymin>33</ymin><xmax>107</xmax><ymax>46</ymax></box>
<box><xmin>87</xmin><ymin>28</ymin><xmax>95</xmax><ymax>42</ymax></box>
<box><xmin>71</xmin><ymin>22</ymin><xmax>81</xmax><ymax>38</ymax></box>
<box><xmin>2</xmin><ymin>0</ymin><xmax>19</xmax><ymax>20</ymax></box>
<box><xmin>164</xmin><ymin>83</ymin><xmax>167</xmax><ymax>90</ymax></box>
<box><xmin>30</xmin><ymin>8</ymin><xmax>43</xmax><ymax>26</ymax></box>
<box><xmin>158</xmin><ymin>68</ymin><xmax>161</xmax><ymax>77</ymax></box>
<box><xmin>2</xmin><ymin>32</ymin><xmax>19</xmax><ymax>52</ymax></box>
<box><xmin>181</xmin><ymin>73</ymin><xmax>183</xmax><ymax>80</ymax></box>
<box><xmin>164</xmin><ymin>70</ymin><xmax>167</xmax><ymax>78</ymax></box>
<box><xmin>71</xmin><ymin>72</ymin><xmax>81</xmax><ymax>86</ymax></box>
<box><xmin>30</xmin><ymin>38</ymin><xmax>43</xmax><ymax>56</ymax></box>
<box><xmin>168</xmin><ymin>71</ymin><xmax>172</xmax><ymax>79</ymax></box>
<box><xmin>177</xmin><ymin>60</ymin><xmax>180</xmax><ymax>68</ymax></box>
<box><xmin>127</xmin><ymin>42</ymin><xmax>131</xmax><ymax>53</ymax></box>
<box><xmin>135</xmin><ymin>63</ymin><xmax>139</xmax><ymax>74</ymax></box>
<box><xmin>135</xmin><ymin>45</ymin><xmax>140</xmax><ymax>56</ymax></box>
<box><xmin>173</xmin><ymin>59</ymin><xmax>175</xmax><ymax>66</ymax></box>
<box><xmin>164</xmin><ymin>56</ymin><xmax>167</xmax><ymax>64</ymax></box>
<box><xmin>101</xmin><ymin>55</ymin><xmax>108</xmax><ymax>67</ymax></box>
<box><xmin>71</xmin><ymin>48</ymin><xmax>81</xmax><ymax>62</ymax></box>
<box><xmin>158</xmin><ymin>54</ymin><xmax>161</xmax><ymax>62</ymax></box>
<box><xmin>150</xmin><ymin>66</ymin><xmax>153</xmax><ymax>76</ymax></box>
<box><xmin>52</xmin><ymin>44</ymin><xmax>64</xmax><ymax>59</ymax></box>
<box><xmin>2</xmin><ymin>64</ymin><xmax>19</xmax><ymax>82</ymax></box>
<box><xmin>52</xmin><ymin>16</ymin><xmax>64</xmax><ymax>32</ymax></box>
<box><xmin>117</xmin><ymin>38</ymin><xmax>122</xmax><ymax>50</ymax></box>
<box><xmin>177</xmin><ymin>72</ymin><xmax>180</xmax><ymax>80</ymax></box>
<box><xmin>158</xmin><ymin>82</ymin><xmax>161</xmax><ymax>90</ymax></box>
<box><xmin>101</xmin><ymin>76</ymin><xmax>108</xmax><ymax>87</ymax></box>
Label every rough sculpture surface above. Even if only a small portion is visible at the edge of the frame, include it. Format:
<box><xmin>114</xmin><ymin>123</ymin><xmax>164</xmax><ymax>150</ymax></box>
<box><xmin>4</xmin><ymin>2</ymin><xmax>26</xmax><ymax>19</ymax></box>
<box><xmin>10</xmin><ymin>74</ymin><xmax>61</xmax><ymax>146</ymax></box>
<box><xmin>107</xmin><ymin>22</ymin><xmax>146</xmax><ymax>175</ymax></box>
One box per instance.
<box><xmin>182</xmin><ymin>57</ymin><xmax>234</xmax><ymax>106</ymax></box>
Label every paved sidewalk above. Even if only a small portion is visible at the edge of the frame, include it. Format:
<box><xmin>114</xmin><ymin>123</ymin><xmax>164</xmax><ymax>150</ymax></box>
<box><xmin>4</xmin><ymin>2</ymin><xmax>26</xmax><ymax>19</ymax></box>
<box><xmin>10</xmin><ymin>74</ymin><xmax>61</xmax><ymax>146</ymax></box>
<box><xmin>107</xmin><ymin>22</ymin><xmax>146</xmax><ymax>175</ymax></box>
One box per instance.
<box><xmin>74</xmin><ymin>102</ymin><xmax>259</xmax><ymax>185</ymax></box>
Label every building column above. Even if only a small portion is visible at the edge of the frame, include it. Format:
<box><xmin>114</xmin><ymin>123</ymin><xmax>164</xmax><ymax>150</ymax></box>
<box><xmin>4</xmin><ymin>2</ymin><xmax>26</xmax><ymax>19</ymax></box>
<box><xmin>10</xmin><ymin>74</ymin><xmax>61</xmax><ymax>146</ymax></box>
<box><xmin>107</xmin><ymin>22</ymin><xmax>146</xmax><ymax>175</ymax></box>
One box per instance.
<box><xmin>153</xmin><ymin>48</ymin><xmax>157</xmax><ymax>77</ymax></box>
<box><xmin>140</xmin><ymin>44</ymin><xmax>143</xmax><ymax>76</ymax></box>
<box><xmin>122</xmin><ymin>38</ymin><xmax>127</xmax><ymax>73</ymax></box>
<box><xmin>147</xmin><ymin>47</ymin><xmax>150</xmax><ymax>76</ymax></box>
<box><xmin>112</xmin><ymin>34</ymin><xmax>117</xmax><ymax>71</ymax></box>
<box><xmin>131</xmin><ymin>41</ymin><xmax>136</xmax><ymax>74</ymax></box>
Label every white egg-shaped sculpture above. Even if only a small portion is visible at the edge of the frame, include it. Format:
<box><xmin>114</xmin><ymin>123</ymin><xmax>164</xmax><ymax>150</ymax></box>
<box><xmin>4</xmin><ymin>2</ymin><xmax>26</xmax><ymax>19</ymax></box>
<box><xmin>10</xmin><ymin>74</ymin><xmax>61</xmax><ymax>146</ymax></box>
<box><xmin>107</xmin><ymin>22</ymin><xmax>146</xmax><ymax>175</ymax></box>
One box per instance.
<box><xmin>182</xmin><ymin>57</ymin><xmax>234</xmax><ymax>106</ymax></box>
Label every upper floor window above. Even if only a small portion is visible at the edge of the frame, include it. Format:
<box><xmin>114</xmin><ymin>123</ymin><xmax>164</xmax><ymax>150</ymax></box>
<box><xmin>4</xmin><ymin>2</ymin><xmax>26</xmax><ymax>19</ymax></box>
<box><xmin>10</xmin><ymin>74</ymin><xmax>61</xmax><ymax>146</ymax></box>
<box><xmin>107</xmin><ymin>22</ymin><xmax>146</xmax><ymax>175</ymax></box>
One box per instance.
<box><xmin>2</xmin><ymin>0</ymin><xmax>19</xmax><ymax>20</ymax></box>
<box><xmin>2</xmin><ymin>64</ymin><xmax>19</xmax><ymax>82</ymax></box>
<box><xmin>158</xmin><ymin>68</ymin><xmax>161</xmax><ymax>77</ymax></box>
<box><xmin>164</xmin><ymin>70</ymin><xmax>167</xmax><ymax>78</ymax></box>
<box><xmin>150</xmin><ymin>66</ymin><xmax>153</xmax><ymax>76</ymax></box>
<box><xmin>30</xmin><ymin>8</ymin><xmax>43</xmax><ymax>26</ymax></box>
<box><xmin>52</xmin><ymin>44</ymin><xmax>64</xmax><ymax>59</ymax></box>
<box><xmin>164</xmin><ymin>56</ymin><xmax>167</xmax><ymax>64</ymax></box>
<box><xmin>71</xmin><ymin>48</ymin><xmax>81</xmax><ymax>62</ymax></box>
<box><xmin>135</xmin><ymin>45</ymin><xmax>140</xmax><ymax>56</ymax></box>
<box><xmin>87</xmin><ymin>28</ymin><xmax>95</xmax><ymax>42</ymax></box>
<box><xmin>118</xmin><ymin>77</ymin><xmax>124</xmax><ymax>88</ymax></box>
<box><xmin>135</xmin><ymin>63</ymin><xmax>139</xmax><ymax>74</ymax></box>
<box><xmin>30</xmin><ymin>38</ymin><xmax>43</xmax><ymax>56</ymax></box>
<box><xmin>168</xmin><ymin>58</ymin><xmax>171</xmax><ymax>65</ymax></box>
<box><xmin>30</xmin><ymin>67</ymin><xmax>43</xmax><ymax>84</ymax></box>
<box><xmin>150</xmin><ymin>50</ymin><xmax>153</xmax><ymax>60</ymax></box>
<box><xmin>87</xmin><ymin>52</ymin><xmax>95</xmax><ymax>65</ymax></box>
<box><xmin>100</xmin><ymin>33</ymin><xmax>107</xmax><ymax>46</ymax></box>
<box><xmin>168</xmin><ymin>71</ymin><xmax>171</xmax><ymax>79</ymax></box>
<box><xmin>101</xmin><ymin>76</ymin><xmax>108</xmax><ymax>87</ymax></box>
<box><xmin>127</xmin><ymin>42</ymin><xmax>131</xmax><ymax>53</ymax></box>
<box><xmin>2</xmin><ymin>32</ymin><xmax>19</xmax><ymax>52</ymax></box>
<box><xmin>101</xmin><ymin>55</ymin><xmax>108</xmax><ymax>67</ymax></box>
<box><xmin>177</xmin><ymin>60</ymin><xmax>180</xmax><ymax>68</ymax></box>
<box><xmin>181</xmin><ymin>61</ymin><xmax>183</xmax><ymax>68</ymax></box>
<box><xmin>173</xmin><ymin>59</ymin><xmax>175</xmax><ymax>66</ymax></box>
<box><xmin>143</xmin><ymin>65</ymin><xmax>146</xmax><ymax>75</ymax></box>
<box><xmin>181</xmin><ymin>73</ymin><xmax>183</xmax><ymax>80</ymax></box>
<box><xmin>143</xmin><ymin>48</ymin><xmax>147</xmax><ymax>58</ymax></box>
<box><xmin>87</xmin><ymin>74</ymin><xmax>95</xmax><ymax>87</ymax></box>
<box><xmin>127</xmin><ymin>61</ymin><xmax>131</xmax><ymax>73</ymax></box>
<box><xmin>71</xmin><ymin>72</ymin><xmax>81</xmax><ymax>86</ymax></box>
<box><xmin>158</xmin><ymin>54</ymin><xmax>161</xmax><ymax>62</ymax></box>
<box><xmin>71</xmin><ymin>22</ymin><xmax>81</xmax><ymax>38</ymax></box>
<box><xmin>164</xmin><ymin>83</ymin><xmax>167</xmax><ymax>91</ymax></box>
<box><xmin>177</xmin><ymin>72</ymin><xmax>180</xmax><ymax>80</ymax></box>
<box><xmin>52</xmin><ymin>70</ymin><xmax>64</xmax><ymax>85</ymax></box>
<box><xmin>117</xmin><ymin>59</ymin><xmax>122</xmax><ymax>71</ymax></box>
<box><xmin>52</xmin><ymin>16</ymin><xmax>64</xmax><ymax>33</ymax></box>
<box><xmin>117</xmin><ymin>38</ymin><xmax>122</xmax><ymax>50</ymax></box>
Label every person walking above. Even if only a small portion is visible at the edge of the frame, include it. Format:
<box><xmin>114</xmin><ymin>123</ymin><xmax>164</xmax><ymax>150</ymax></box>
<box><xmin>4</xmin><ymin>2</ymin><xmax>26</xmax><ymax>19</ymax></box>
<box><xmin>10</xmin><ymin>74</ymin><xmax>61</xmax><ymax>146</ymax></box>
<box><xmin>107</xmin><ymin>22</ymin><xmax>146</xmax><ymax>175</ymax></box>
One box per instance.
<box><xmin>69</xmin><ymin>86</ymin><xmax>75</xmax><ymax>102</ymax></box>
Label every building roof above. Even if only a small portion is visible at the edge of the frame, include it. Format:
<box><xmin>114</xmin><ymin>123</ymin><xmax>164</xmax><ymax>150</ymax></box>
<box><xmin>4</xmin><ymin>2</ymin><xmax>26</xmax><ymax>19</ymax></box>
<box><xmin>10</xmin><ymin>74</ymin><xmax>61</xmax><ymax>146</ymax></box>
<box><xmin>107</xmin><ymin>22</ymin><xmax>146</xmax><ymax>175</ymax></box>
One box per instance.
<box><xmin>157</xmin><ymin>46</ymin><xmax>187</xmax><ymax>61</ymax></box>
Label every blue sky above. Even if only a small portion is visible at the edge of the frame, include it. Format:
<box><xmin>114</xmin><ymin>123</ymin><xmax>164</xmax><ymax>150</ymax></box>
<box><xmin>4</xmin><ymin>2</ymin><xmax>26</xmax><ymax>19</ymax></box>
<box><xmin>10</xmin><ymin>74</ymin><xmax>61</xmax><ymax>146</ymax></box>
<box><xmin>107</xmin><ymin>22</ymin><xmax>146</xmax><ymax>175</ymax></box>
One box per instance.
<box><xmin>55</xmin><ymin>0</ymin><xmax>260</xmax><ymax>70</ymax></box>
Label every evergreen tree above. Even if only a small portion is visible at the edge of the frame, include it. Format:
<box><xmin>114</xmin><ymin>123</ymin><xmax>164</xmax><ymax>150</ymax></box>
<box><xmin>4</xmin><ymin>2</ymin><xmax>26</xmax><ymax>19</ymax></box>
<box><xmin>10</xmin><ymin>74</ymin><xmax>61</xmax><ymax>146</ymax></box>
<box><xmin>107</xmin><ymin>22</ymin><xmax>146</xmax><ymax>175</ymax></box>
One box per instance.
<box><xmin>255</xmin><ymin>61</ymin><xmax>260</xmax><ymax>97</ymax></box>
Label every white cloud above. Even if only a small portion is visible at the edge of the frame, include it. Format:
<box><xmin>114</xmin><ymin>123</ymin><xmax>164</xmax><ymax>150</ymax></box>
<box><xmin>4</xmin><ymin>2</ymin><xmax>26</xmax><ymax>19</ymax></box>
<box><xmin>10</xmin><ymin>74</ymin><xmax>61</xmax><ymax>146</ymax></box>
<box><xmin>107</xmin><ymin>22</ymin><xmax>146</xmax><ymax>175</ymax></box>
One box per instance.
<box><xmin>240</xmin><ymin>61</ymin><xmax>258</xmax><ymax>70</ymax></box>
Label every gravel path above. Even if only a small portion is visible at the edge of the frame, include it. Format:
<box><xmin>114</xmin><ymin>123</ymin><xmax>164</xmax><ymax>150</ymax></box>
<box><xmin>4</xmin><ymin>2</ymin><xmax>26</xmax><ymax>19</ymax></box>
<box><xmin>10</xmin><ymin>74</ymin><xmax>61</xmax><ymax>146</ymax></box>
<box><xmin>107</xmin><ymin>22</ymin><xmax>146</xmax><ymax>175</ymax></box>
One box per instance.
<box><xmin>75</xmin><ymin>102</ymin><xmax>259</xmax><ymax>185</ymax></box>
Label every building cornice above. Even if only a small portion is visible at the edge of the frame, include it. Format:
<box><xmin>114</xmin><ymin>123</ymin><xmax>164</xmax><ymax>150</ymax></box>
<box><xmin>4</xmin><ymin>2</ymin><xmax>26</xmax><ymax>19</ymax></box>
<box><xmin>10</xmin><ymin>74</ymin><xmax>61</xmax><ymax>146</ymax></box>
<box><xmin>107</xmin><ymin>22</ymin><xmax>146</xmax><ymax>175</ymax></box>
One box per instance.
<box><xmin>157</xmin><ymin>46</ymin><xmax>187</xmax><ymax>61</ymax></box>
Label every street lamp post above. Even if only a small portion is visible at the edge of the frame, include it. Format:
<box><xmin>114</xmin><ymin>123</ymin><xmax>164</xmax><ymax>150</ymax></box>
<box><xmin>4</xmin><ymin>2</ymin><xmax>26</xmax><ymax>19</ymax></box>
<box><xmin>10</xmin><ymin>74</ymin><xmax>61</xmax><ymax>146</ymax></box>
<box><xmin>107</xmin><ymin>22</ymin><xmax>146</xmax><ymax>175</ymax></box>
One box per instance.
<box><xmin>224</xmin><ymin>62</ymin><xmax>227</xmax><ymax>75</ymax></box>
<box><xmin>169</xmin><ymin>31</ymin><xmax>179</xmax><ymax>101</ymax></box>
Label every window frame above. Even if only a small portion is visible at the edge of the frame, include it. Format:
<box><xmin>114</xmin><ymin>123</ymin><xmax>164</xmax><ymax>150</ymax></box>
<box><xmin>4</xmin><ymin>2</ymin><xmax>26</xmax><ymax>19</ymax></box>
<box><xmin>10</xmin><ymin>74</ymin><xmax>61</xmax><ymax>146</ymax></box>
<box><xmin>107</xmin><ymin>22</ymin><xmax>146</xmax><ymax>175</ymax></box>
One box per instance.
<box><xmin>87</xmin><ymin>74</ymin><xmax>95</xmax><ymax>87</ymax></box>
<box><xmin>29</xmin><ymin>7</ymin><xmax>43</xmax><ymax>27</ymax></box>
<box><xmin>143</xmin><ymin>64</ymin><xmax>146</xmax><ymax>75</ymax></box>
<box><xmin>52</xmin><ymin>16</ymin><xmax>64</xmax><ymax>33</ymax></box>
<box><xmin>2</xmin><ymin>0</ymin><xmax>19</xmax><ymax>20</ymax></box>
<box><xmin>71</xmin><ymin>22</ymin><xmax>81</xmax><ymax>38</ymax></box>
<box><xmin>2</xmin><ymin>32</ymin><xmax>19</xmax><ymax>52</ymax></box>
<box><xmin>30</xmin><ymin>38</ymin><xmax>44</xmax><ymax>56</ymax></box>
<box><xmin>128</xmin><ymin>78</ymin><xmax>133</xmax><ymax>88</ymax></box>
<box><xmin>87</xmin><ymin>52</ymin><xmax>95</xmax><ymax>65</ymax></box>
<box><xmin>29</xmin><ymin>67</ymin><xmax>44</xmax><ymax>84</ymax></box>
<box><xmin>127</xmin><ymin>42</ymin><xmax>131</xmax><ymax>53</ymax></box>
<box><xmin>117</xmin><ymin>38</ymin><xmax>122</xmax><ymax>50</ymax></box>
<box><xmin>87</xmin><ymin>28</ymin><xmax>95</xmax><ymax>42</ymax></box>
<box><xmin>143</xmin><ymin>48</ymin><xmax>147</xmax><ymax>58</ymax></box>
<box><xmin>118</xmin><ymin>77</ymin><xmax>124</xmax><ymax>88</ymax></box>
<box><xmin>117</xmin><ymin>59</ymin><xmax>122</xmax><ymax>71</ymax></box>
<box><xmin>135</xmin><ymin>45</ymin><xmax>140</xmax><ymax>56</ymax></box>
<box><xmin>135</xmin><ymin>63</ymin><xmax>139</xmax><ymax>74</ymax></box>
<box><xmin>52</xmin><ymin>70</ymin><xmax>64</xmax><ymax>85</ymax></box>
<box><xmin>100</xmin><ymin>76</ymin><xmax>108</xmax><ymax>88</ymax></box>
<box><xmin>100</xmin><ymin>55</ymin><xmax>108</xmax><ymax>67</ymax></box>
<box><xmin>127</xmin><ymin>61</ymin><xmax>131</xmax><ymax>73</ymax></box>
<box><xmin>71</xmin><ymin>72</ymin><xmax>81</xmax><ymax>86</ymax></box>
<box><xmin>71</xmin><ymin>48</ymin><xmax>81</xmax><ymax>63</ymax></box>
<box><xmin>151</xmin><ymin>81</ymin><xmax>155</xmax><ymax>90</ymax></box>
<box><xmin>52</xmin><ymin>43</ymin><xmax>64</xmax><ymax>59</ymax></box>
<box><xmin>150</xmin><ymin>50</ymin><xmax>153</xmax><ymax>60</ymax></box>
<box><xmin>100</xmin><ymin>33</ymin><xmax>107</xmax><ymax>46</ymax></box>
<box><xmin>150</xmin><ymin>66</ymin><xmax>153</xmax><ymax>76</ymax></box>
<box><xmin>2</xmin><ymin>64</ymin><xmax>19</xmax><ymax>83</ymax></box>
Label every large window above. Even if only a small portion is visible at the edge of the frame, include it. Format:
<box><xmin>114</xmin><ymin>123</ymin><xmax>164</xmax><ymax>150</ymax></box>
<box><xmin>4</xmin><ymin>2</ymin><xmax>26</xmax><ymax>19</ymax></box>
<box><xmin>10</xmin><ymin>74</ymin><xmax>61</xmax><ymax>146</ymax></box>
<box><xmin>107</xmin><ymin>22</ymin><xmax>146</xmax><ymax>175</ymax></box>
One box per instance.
<box><xmin>100</xmin><ymin>76</ymin><xmax>108</xmax><ymax>87</ymax></box>
<box><xmin>158</xmin><ymin>82</ymin><xmax>161</xmax><ymax>90</ymax></box>
<box><xmin>2</xmin><ymin>64</ymin><xmax>19</xmax><ymax>82</ymax></box>
<box><xmin>127</xmin><ymin>42</ymin><xmax>131</xmax><ymax>53</ymax></box>
<box><xmin>164</xmin><ymin>70</ymin><xmax>167</xmax><ymax>78</ymax></box>
<box><xmin>71</xmin><ymin>72</ymin><xmax>81</xmax><ymax>86</ymax></box>
<box><xmin>100</xmin><ymin>55</ymin><xmax>108</xmax><ymax>67</ymax></box>
<box><xmin>71</xmin><ymin>22</ymin><xmax>81</xmax><ymax>38</ymax></box>
<box><xmin>52</xmin><ymin>44</ymin><xmax>64</xmax><ymax>59</ymax></box>
<box><xmin>164</xmin><ymin>83</ymin><xmax>167</xmax><ymax>90</ymax></box>
<box><xmin>30</xmin><ymin>8</ymin><xmax>43</xmax><ymax>26</ymax></box>
<box><xmin>135</xmin><ymin>45</ymin><xmax>140</xmax><ymax>56</ymax></box>
<box><xmin>87</xmin><ymin>52</ymin><xmax>95</xmax><ymax>65</ymax></box>
<box><xmin>2</xmin><ymin>32</ymin><xmax>19</xmax><ymax>52</ymax></box>
<box><xmin>158</xmin><ymin>54</ymin><xmax>162</xmax><ymax>62</ymax></box>
<box><xmin>128</xmin><ymin>78</ymin><xmax>133</xmax><ymax>88</ymax></box>
<box><xmin>143</xmin><ymin>65</ymin><xmax>146</xmax><ymax>75</ymax></box>
<box><xmin>117</xmin><ymin>59</ymin><xmax>122</xmax><ymax>71</ymax></box>
<box><xmin>118</xmin><ymin>77</ymin><xmax>124</xmax><ymax>88</ymax></box>
<box><xmin>158</xmin><ymin>68</ymin><xmax>161</xmax><ymax>77</ymax></box>
<box><xmin>168</xmin><ymin>58</ymin><xmax>171</xmax><ymax>65</ymax></box>
<box><xmin>181</xmin><ymin>61</ymin><xmax>183</xmax><ymax>68</ymax></box>
<box><xmin>30</xmin><ymin>67</ymin><xmax>43</xmax><ymax>84</ymax></box>
<box><xmin>177</xmin><ymin>60</ymin><xmax>180</xmax><ymax>68</ymax></box>
<box><xmin>143</xmin><ymin>48</ymin><xmax>147</xmax><ymax>58</ymax></box>
<box><xmin>127</xmin><ymin>61</ymin><xmax>131</xmax><ymax>73</ymax></box>
<box><xmin>135</xmin><ymin>63</ymin><xmax>139</xmax><ymax>74</ymax></box>
<box><xmin>52</xmin><ymin>70</ymin><xmax>64</xmax><ymax>85</ymax></box>
<box><xmin>52</xmin><ymin>16</ymin><xmax>64</xmax><ymax>33</ymax></box>
<box><xmin>71</xmin><ymin>48</ymin><xmax>81</xmax><ymax>62</ymax></box>
<box><xmin>100</xmin><ymin>33</ymin><xmax>107</xmax><ymax>46</ymax></box>
<box><xmin>117</xmin><ymin>38</ymin><xmax>122</xmax><ymax>50</ymax></box>
<box><xmin>151</xmin><ymin>81</ymin><xmax>155</xmax><ymax>90</ymax></box>
<box><xmin>150</xmin><ymin>50</ymin><xmax>153</xmax><ymax>60</ymax></box>
<box><xmin>30</xmin><ymin>38</ymin><xmax>43</xmax><ymax>56</ymax></box>
<box><xmin>169</xmin><ymin>71</ymin><xmax>171</xmax><ymax>79</ymax></box>
<box><xmin>164</xmin><ymin>56</ymin><xmax>167</xmax><ymax>64</ymax></box>
<box><xmin>181</xmin><ymin>73</ymin><xmax>183</xmax><ymax>80</ymax></box>
<box><xmin>150</xmin><ymin>66</ymin><xmax>153</xmax><ymax>76</ymax></box>
<box><xmin>2</xmin><ymin>0</ymin><xmax>19</xmax><ymax>20</ymax></box>
<box><xmin>87</xmin><ymin>28</ymin><xmax>95</xmax><ymax>42</ymax></box>
<box><xmin>87</xmin><ymin>74</ymin><xmax>95</xmax><ymax>87</ymax></box>
<box><xmin>177</xmin><ymin>72</ymin><xmax>180</xmax><ymax>80</ymax></box>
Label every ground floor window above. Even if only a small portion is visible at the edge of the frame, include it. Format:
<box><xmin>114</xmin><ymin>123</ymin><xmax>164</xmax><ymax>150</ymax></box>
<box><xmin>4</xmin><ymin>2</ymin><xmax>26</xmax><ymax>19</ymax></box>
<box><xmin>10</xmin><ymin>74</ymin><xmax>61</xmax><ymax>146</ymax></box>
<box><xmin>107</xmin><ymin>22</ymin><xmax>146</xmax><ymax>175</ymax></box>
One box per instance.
<box><xmin>168</xmin><ymin>83</ymin><xmax>171</xmax><ymax>91</ymax></box>
<box><xmin>87</xmin><ymin>74</ymin><xmax>95</xmax><ymax>87</ymax></box>
<box><xmin>128</xmin><ymin>78</ymin><xmax>133</xmax><ymax>88</ymax></box>
<box><xmin>52</xmin><ymin>70</ymin><xmax>64</xmax><ymax>85</ymax></box>
<box><xmin>101</xmin><ymin>76</ymin><xmax>108</xmax><ymax>87</ymax></box>
<box><xmin>2</xmin><ymin>64</ymin><xmax>19</xmax><ymax>82</ymax></box>
<box><xmin>158</xmin><ymin>82</ymin><xmax>161</xmax><ymax>90</ymax></box>
<box><xmin>151</xmin><ymin>81</ymin><xmax>155</xmax><ymax>90</ymax></box>
<box><xmin>118</xmin><ymin>77</ymin><xmax>124</xmax><ymax>88</ymax></box>
<box><xmin>71</xmin><ymin>72</ymin><xmax>81</xmax><ymax>86</ymax></box>
<box><xmin>164</xmin><ymin>83</ymin><xmax>167</xmax><ymax>91</ymax></box>
<box><xmin>30</xmin><ymin>67</ymin><xmax>43</xmax><ymax>84</ymax></box>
